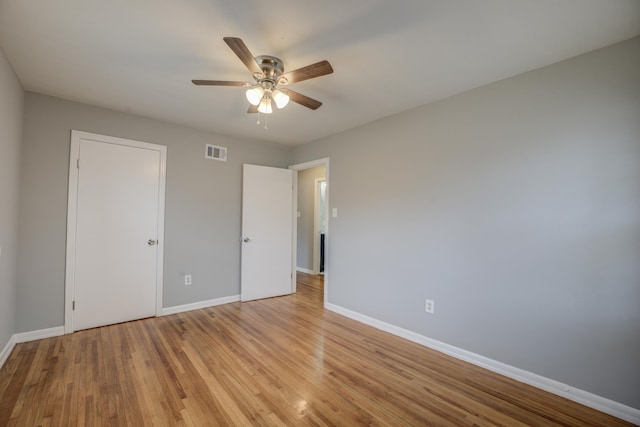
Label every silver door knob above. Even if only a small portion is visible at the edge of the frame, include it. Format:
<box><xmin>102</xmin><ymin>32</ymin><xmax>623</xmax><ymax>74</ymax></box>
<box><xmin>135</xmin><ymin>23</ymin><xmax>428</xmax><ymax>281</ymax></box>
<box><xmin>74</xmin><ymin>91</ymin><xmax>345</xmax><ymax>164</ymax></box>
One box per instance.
<box><xmin>148</xmin><ymin>239</ymin><xmax>157</xmax><ymax>246</ymax></box>
<box><xmin>243</xmin><ymin>237</ymin><xmax>250</xmax><ymax>243</ymax></box>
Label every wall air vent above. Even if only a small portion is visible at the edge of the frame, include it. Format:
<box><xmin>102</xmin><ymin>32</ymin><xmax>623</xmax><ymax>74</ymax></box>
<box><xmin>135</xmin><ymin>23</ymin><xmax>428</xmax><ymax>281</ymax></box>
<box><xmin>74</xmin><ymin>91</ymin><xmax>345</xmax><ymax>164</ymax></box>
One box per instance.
<box><xmin>205</xmin><ymin>144</ymin><xmax>227</xmax><ymax>162</ymax></box>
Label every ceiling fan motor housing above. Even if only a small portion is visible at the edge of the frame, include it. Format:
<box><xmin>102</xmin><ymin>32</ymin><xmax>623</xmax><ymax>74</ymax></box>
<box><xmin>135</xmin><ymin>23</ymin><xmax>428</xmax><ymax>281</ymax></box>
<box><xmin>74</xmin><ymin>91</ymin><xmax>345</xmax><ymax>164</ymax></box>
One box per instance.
<box><xmin>255</xmin><ymin>55</ymin><xmax>287</xmax><ymax>86</ymax></box>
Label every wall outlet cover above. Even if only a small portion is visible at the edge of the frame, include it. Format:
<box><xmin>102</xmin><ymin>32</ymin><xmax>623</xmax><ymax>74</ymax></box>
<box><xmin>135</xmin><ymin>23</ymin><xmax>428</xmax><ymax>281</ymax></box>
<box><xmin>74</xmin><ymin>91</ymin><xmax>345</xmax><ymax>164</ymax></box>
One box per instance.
<box><xmin>425</xmin><ymin>299</ymin><xmax>435</xmax><ymax>314</ymax></box>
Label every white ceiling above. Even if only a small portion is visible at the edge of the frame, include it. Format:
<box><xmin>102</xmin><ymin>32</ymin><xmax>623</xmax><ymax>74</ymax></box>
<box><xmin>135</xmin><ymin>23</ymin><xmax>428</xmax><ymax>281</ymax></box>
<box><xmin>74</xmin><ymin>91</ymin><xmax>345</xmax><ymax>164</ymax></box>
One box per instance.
<box><xmin>1</xmin><ymin>1</ymin><xmax>639</xmax><ymax>146</ymax></box>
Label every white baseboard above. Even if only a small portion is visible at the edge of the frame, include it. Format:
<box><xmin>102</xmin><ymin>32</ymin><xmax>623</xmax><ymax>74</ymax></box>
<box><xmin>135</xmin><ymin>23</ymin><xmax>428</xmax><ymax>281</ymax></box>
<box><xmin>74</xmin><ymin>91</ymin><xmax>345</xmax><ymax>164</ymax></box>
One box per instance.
<box><xmin>296</xmin><ymin>267</ymin><xmax>314</xmax><ymax>274</ymax></box>
<box><xmin>325</xmin><ymin>303</ymin><xmax>640</xmax><ymax>425</ymax></box>
<box><xmin>14</xmin><ymin>326</ymin><xmax>65</xmax><ymax>343</ymax></box>
<box><xmin>162</xmin><ymin>295</ymin><xmax>240</xmax><ymax>316</ymax></box>
<box><xmin>2</xmin><ymin>295</ymin><xmax>241</xmax><ymax>368</ymax></box>
<box><xmin>0</xmin><ymin>335</ymin><xmax>17</xmax><ymax>370</ymax></box>
<box><xmin>0</xmin><ymin>326</ymin><xmax>65</xmax><ymax>371</ymax></box>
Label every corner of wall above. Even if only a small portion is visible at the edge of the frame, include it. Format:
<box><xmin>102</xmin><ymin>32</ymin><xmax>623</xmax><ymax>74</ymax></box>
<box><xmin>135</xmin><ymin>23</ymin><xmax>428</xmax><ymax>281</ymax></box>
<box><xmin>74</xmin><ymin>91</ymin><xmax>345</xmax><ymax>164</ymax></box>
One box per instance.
<box><xmin>0</xmin><ymin>46</ymin><xmax>25</xmax><ymax>365</ymax></box>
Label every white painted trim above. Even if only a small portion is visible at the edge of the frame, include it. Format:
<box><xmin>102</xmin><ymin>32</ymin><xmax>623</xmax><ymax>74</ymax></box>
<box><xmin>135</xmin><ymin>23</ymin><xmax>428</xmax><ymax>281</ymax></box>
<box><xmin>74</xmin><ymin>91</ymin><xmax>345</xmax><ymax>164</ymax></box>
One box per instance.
<box><xmin>290</xmin><ymin>169</ymin><xmax>297</xmax><ymax>295</ymax></box>
<box><xmin>161</xmin><ymin>295</ymin><xmax>240</xmax><ymax>316</ymax></box>
<box><xmin>1</xmin><ymin>326</ymin><xmax>65</xmax><ymax>369</ymax></box>
<box><xmin>291</xmin><ymin>170</ymin><xmax>298</xmax><ymax>294</ymax></box>
<box><xmin>290</xmin><ymin>158</ymin><xmax>330</xmax><ymax>171</ymax></box>
<box><xmin>14</xmin><ymin>326</ymin><xmax>65</xmax><ymax>343</ymax></box>
<box><xmin>289</xmin><ymin>158</ymin><xmax>330</xmax><ymax>307</ymax></box>
<box><xmin>65</xmin><ymin>130</ymin><xmax>167</xmax><ymax>334</ymax></box>
<box><xmin>65</xmin><ymin>133</ymin><xmax>80</xmax><ymax>334</ymax></box>
<box><xmin>0</xmin><ymin>335</ymin><xmax>16</xmax><ymax>369</ymax></box>
<box><xmin>155</xmin><ymin>141</ymin><xmax>167</xmax><ymax>320</ymax></box>
<box><xmin>325</xmin><ymin>303</ymin><xmax>640</xmax><ymax>425</ymax></box>
<box><xmin>296</xmin><ymin>267</ymin><xmax>314</xmax><ymax>274</ymax></box>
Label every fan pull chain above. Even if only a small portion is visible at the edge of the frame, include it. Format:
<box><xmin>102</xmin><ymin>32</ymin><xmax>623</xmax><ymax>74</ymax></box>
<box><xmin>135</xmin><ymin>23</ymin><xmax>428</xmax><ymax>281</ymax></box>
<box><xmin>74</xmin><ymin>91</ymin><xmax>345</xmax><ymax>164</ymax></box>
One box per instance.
<box><xmin>255</xmin><ymin>113</ymin><xmax>268</xmax><ymax>131</ymax></box>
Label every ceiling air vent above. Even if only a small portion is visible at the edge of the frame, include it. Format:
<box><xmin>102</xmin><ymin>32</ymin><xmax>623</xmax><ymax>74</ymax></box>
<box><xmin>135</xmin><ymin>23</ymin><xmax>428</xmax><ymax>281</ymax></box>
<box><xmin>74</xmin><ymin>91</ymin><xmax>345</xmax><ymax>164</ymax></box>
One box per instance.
<box><xmin>205</xmin><ymin>144</ymin><xmax>227</xmax><ymax>162</ymax></box>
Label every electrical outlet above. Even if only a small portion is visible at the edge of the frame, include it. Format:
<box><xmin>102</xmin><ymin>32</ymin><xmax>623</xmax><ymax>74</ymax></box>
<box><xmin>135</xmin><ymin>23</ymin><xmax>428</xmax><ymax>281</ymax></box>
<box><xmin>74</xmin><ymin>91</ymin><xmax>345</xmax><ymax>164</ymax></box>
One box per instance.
<box><xmin>185</xmin><ymin>274</ymin><xmax>192</xmax><ymax>286</ymax></box>
<box><xmin>425</xmin><ymin>299</ymin><xmax>435</xmax><ymax>314</ymax></box>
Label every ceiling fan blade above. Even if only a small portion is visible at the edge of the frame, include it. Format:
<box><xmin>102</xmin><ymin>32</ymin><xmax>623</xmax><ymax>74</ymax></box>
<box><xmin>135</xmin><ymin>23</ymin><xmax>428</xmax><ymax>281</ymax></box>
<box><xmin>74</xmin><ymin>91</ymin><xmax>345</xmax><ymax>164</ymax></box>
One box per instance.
<box><xmin>287</xmin><ymin>90</ymin><xmax>323</xmax><ymax>110</ymax></box>
<box><xmin>223</xmin><ymin>37</ymin><xmax>262</xmax><ymax>76</ymax></box>
<box><xmin>192</xmin><ymin>80</ymin><xmax>247</xmax><ymax>86</ymax></box>
<box><xmin>247</xmin><ymin>104</ymin><xmax>258</xmax><ymax>114</ymax></box>
<box><xmin>280</xmin><ymin>60</ymin><xmax>333</xmax><ymax>84</ymax></box>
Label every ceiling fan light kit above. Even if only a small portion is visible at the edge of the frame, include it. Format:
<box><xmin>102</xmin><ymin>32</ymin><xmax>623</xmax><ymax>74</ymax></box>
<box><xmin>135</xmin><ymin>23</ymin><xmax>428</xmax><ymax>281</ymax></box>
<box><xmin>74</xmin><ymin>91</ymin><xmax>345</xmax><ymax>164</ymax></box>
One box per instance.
<box><xmin>193</xmin><ymin>37</ymin><xmax>333</xmax><ymax>119</ymax></box>
<box><xmin>245</xmin><ymin>85</ymin><xmax>264</xmax><ymax>106</ymax></box>
<box><xmin>272</xmin><ymin>89</ymin><xmax>290</xmax><ymax>109</ymax></box>
<box><xmin>258</xmin><ymin>94</ymin><xmax>273</xmax><ymax>114</ymax></box>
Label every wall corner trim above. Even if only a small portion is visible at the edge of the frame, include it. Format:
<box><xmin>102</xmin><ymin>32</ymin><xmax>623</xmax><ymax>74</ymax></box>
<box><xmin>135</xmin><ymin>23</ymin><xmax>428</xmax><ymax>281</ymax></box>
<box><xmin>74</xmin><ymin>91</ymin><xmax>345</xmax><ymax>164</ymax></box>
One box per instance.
<box><xmin>325</xmin><ymin>303</ymin><xmax>640</xmax><ymax>425</ymax></box>
<box><xmin>161</xmin><ymin>295</ymin><xmax>240</xmax><ymax>316</ymax></box>
<box><xmin>296</xmin><ymin>267</ymin><xmax>314</xmax><ymax>274</ymax></box>
<box><xmin>0</xmin><ymin>335</ymin><xmax>17</xmax><ymax>370</ymax></box>
<box><xmin>1</xmin><ymin>326</ymin><xmax>66</xmax><ymax>370</ymax></box>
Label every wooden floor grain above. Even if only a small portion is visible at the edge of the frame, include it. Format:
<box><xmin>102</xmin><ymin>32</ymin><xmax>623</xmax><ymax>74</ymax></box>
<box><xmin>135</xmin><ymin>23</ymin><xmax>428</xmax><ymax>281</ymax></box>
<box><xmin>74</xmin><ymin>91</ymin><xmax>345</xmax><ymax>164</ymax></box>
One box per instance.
<box><xmin>0</xmin><ymin>273</ymin><xmax>633</xmax><ymax>426</ymax></box>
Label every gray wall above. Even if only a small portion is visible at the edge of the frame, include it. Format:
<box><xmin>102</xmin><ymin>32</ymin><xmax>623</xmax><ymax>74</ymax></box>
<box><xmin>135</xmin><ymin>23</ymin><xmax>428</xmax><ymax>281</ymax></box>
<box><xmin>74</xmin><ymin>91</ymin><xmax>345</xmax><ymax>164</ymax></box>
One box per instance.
<box><xmin>0</xmin><ymin>49</ymin><xmax>23</xmax><ymax>352</ymax></box>
<box><xmin>16</xmin><ymin>93</ymin><xmax>289</xmax><ymax>332</ymax></box>
<box><xmin>290</xmin><ymin>37</ymin><xmax>640</xmax><ymax>409</ymax></box>
<box><xmin>296</xmin><ymin>166</ymin><xmax>326</xmax><ymax>271</ymax></box>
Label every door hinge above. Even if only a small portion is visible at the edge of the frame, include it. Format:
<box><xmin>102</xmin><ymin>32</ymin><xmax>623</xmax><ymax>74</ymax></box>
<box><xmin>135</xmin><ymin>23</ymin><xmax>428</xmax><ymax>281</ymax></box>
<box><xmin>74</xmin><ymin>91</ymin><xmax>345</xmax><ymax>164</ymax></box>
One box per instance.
<box><xmin>72</xmin><ymin>300</ymin><xmax>75</xmax><ymax>310</ymax></box>
<box><xmin>77</xmin><ymin>159</ymin><xmax>79</xmax><ymax>169</ymax></box>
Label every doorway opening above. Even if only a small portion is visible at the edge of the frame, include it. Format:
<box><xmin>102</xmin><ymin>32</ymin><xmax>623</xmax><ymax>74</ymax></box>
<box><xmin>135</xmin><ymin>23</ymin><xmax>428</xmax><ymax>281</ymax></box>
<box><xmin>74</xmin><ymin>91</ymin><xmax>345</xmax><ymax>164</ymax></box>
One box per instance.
<box><xmin>314</xmin><ymin>178</ymin><xmax>327</xmax><ymax>275</ymax></box>
<box><xmin>290</xmin><ymin>158</ymin><xmax>329</xmax><ymax>307</ymax></box>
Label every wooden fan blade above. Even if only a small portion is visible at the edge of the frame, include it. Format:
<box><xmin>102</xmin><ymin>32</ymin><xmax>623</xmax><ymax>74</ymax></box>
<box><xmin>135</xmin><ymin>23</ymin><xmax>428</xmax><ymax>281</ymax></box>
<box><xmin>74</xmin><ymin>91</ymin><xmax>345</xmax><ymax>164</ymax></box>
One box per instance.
<box><xmin>192</xmin><ymin>80</ymin><xmax>247</xmax><ymax>86</ymax></box>
<box><xmin>247</xmin><ymin>104</ymin><xmax>258</xmax><ymax>114</ymax></box>
<box><xmin>223</xmin><ymin>37</ymin><xmax>262</xmax><ymax>76</ymax></box>
<box><xmin>280</xmin><ymin>60</ymin><xmax>333</xmax><ymax>84</ymax></box>
<box><xmin>287</xmin><ymin>90</ymin><xmax>323</xmax><ymax>110</ymax></box>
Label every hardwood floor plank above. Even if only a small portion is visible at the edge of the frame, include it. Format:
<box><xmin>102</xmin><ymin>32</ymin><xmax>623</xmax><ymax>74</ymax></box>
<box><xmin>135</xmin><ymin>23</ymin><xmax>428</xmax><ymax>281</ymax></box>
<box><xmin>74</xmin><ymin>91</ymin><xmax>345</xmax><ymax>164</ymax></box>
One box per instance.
<box><xmin>0</xmin><ymin>273</ymin><xmax>634</xmax><ymax>426</ymax></box>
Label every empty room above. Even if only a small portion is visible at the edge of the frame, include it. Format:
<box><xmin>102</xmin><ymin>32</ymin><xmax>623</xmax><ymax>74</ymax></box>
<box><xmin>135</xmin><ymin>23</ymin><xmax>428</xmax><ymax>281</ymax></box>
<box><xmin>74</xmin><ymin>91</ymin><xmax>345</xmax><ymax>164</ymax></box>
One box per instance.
<box><xmin>1</xmin><ymin>1</ymin><xmax>639</xmax><ymax>425</ymax></box>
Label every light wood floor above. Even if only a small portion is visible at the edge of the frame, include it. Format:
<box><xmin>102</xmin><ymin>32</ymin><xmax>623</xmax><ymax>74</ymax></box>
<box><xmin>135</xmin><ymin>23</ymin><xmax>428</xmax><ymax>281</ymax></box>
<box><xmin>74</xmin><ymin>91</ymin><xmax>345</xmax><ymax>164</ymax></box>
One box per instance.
<box><xmin>0</xmin><ymin>273</ymin><xmax>633</xmax><ymax>426</ymax></box>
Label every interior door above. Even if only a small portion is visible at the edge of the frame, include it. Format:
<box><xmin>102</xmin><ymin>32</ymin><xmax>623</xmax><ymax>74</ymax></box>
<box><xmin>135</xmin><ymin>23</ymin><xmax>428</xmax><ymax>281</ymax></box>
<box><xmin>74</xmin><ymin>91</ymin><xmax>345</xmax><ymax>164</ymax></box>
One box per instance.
<box><xmin>241</xmin><ymin>164</ymin><xmax>294</xmax><ymax>301</ymax></box>
<box><xmin>70</xmin><ymin>133</ymin><xmax>164</xmax><ymax>331</ymax></box>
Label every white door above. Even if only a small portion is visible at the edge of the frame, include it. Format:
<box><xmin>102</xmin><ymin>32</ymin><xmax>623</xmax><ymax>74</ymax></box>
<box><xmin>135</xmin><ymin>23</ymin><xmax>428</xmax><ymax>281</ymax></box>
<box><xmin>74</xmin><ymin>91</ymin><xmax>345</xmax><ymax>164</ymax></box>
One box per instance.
<box><xmin>241</xmin><ymin>164</ymin><xmax>294</xmax><ymax>301</ymax></box>
<box><xmin>66</xmin><ymin>131</ymin><xmax>166</xmax><ymax>332</ymax></box>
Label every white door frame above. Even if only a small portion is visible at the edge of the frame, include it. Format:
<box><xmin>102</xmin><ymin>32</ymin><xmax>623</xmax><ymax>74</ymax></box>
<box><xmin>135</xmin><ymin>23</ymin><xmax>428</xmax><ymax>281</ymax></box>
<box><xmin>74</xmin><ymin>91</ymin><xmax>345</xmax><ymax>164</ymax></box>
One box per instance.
<box><xmin>289</xmin><ymin>158</ymin><xmax>329</xmax><ymax>306</ymax></box>
<box><xmin>64</xmin><ymin>130</ymin><xmax>167</xmax><ymax>334</ymax></box>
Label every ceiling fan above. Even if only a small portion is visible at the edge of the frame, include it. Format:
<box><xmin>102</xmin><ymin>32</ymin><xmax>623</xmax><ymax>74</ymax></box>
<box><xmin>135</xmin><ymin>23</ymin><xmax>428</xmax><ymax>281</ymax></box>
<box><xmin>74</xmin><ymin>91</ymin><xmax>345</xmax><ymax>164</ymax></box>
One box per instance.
<box><xmin>192</xmin><ymin>37</ymin><xmax>333</xmax><ymax>115</ymax></box>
